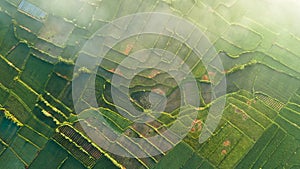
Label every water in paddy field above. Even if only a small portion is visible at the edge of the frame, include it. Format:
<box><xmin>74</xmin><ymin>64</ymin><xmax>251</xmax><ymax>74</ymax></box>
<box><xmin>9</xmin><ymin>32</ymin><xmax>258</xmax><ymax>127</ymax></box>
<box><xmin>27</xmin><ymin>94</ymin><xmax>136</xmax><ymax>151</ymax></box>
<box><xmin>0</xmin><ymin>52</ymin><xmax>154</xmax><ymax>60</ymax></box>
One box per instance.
<box><xmin>0</xmin><ymin>0</ymin><xmax>299</xmax><ymax>169</ymax></box>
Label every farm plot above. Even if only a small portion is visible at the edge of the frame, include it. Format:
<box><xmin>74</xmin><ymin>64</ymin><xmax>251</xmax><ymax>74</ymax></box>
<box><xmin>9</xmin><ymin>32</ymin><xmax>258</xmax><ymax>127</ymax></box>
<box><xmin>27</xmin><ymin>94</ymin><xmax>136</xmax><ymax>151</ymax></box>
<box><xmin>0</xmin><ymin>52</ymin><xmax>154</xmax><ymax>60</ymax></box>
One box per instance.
<box><xmin>21</xmin><ymin>54</ymin><xmax>54</xmax><ymax>92</ymax></box>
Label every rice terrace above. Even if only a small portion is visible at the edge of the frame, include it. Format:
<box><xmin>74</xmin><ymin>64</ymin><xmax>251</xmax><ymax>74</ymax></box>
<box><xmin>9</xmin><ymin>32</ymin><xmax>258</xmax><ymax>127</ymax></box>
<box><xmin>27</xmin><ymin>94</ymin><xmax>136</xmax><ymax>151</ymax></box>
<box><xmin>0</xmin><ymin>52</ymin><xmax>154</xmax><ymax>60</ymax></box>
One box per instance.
<box><xmin>0</xmin><ymin>0</ymin><xmax>299</xmax><ymax>168</ymax></box>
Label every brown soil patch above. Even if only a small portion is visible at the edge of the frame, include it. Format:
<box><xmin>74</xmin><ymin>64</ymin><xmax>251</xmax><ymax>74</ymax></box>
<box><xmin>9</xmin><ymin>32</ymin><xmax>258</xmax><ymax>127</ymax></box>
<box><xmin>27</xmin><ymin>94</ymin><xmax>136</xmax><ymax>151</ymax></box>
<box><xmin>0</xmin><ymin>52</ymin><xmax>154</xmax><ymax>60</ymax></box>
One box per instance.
<box><xmin>221</xmin><ymin>149</ymin><xmax>227</xmax><ymax>155</ymax></box>
<box><xmin>124</xmin><ymin>44</ymin><xmax>133</xmax><ymax>55</ymax></box>
<box><xmin>223</xmin><ymin>140</ymin><xmax>231</xmax><ymax>147</ymax></box>
<box><xmin>202</xmin><ymin>74</ymin><xmax>209</xmax><ymax>81</ymax></box>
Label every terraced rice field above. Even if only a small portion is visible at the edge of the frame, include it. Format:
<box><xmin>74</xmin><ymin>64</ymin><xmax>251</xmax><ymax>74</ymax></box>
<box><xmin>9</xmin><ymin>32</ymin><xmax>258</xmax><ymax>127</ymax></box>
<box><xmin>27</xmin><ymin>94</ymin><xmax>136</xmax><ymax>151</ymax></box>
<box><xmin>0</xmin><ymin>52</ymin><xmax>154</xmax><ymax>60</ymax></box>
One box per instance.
<box><xmin>0</xmin><ymin>0</ymin><xmax>299</xmax><ymax>168</ymax></box>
